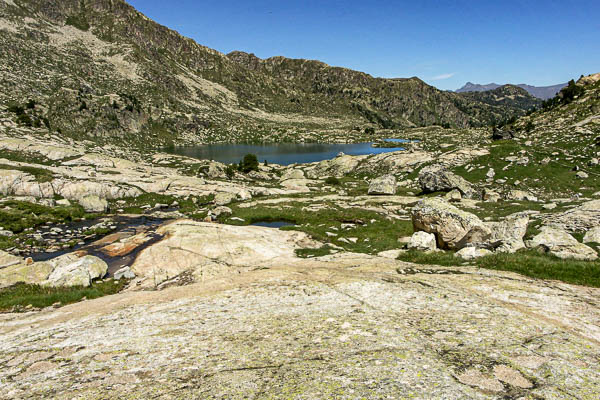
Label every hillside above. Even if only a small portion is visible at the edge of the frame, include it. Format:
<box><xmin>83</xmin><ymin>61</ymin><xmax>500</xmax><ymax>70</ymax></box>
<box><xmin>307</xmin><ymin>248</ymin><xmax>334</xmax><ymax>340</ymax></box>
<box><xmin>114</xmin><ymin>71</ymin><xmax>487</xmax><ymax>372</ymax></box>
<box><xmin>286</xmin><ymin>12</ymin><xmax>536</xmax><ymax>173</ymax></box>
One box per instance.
<box><xmin>457</xmin><ymin>82</ymin><xmax>567</xmax><ymax>100</ymax></box>
<box><xmin>1</xmin><ymin>0</ymin><xmax>538</xmax><ymax>147</ymax></box>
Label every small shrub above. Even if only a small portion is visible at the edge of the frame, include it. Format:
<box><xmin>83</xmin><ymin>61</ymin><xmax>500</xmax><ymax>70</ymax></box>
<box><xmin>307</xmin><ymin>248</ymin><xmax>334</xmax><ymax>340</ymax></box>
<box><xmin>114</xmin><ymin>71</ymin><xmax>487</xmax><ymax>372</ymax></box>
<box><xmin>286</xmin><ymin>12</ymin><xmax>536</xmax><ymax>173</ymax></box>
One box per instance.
<box><xmin>16</xmin><ymin>113</ymin><xmax>32</xmax><ymax>126</ymax></box>
<box><xmin>65</xmin><ymin>15</ymin><xmax>90</xmax><ymax>31</ymax></box>
<box><xmin>325</xmin><ymin>176</ymin><xmax>341</xmax><ymax>185</ymax></box>
<box><xmin>364</xmin><ymin>127</ymin><xmax>376</xmax><ymax>135</ymax></box>
<box><xmin>238</xmin><ymin>154</ymin><xmax>259</xmax><ymax>173</ymax></box>
<box><xmin>225</xmin><ymin>164</ymin><xmax>236</xmax><ymax>179</ymax></box>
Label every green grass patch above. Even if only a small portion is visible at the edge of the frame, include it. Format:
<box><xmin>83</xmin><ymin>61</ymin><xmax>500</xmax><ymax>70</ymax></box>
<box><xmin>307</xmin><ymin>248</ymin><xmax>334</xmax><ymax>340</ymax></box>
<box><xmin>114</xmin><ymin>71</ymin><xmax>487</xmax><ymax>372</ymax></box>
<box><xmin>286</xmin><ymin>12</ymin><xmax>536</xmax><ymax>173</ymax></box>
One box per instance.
<box><xmin>0</xmin><ymin>279</ymin><xmax>127</xmax><ymax>312</ymax></box>
<box><xmin>221</xmin><ymin>202</ymin><xmax>413</xmax><ymax>254</ymax></box>
<box><xmin>0</xmin><ymin>200</ymin><xmax>88</xmax><ymax>234</ymax></box>
<box><xmin>399</xmin><ymin>249</ymin><xmax>600</xmax><ymax>287</ymax></box>
<box><xmin>112</xmin><ymin>193</ymin><xmax>214</xmax><ymax>214</ymax></box>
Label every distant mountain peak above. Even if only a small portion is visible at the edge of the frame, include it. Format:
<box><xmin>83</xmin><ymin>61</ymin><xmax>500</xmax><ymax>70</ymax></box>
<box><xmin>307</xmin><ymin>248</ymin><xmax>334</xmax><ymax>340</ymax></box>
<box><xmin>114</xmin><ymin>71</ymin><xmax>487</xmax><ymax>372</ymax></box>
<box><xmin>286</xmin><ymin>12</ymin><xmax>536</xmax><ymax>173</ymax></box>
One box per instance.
<box><xmin>456</xmin><ymin>82</ymin><xmax>568</xmax><ymax>100</ymax></box>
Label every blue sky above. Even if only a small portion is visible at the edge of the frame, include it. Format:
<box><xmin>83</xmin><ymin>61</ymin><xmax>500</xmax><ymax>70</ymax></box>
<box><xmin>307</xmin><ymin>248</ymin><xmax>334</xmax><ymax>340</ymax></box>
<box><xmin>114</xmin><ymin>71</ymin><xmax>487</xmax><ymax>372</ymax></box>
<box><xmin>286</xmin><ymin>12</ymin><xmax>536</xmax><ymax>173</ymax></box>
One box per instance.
<box><xmin>128</xmin><ymin>0</ymin><xmax>600</xmax><ymax>91</ymax></box>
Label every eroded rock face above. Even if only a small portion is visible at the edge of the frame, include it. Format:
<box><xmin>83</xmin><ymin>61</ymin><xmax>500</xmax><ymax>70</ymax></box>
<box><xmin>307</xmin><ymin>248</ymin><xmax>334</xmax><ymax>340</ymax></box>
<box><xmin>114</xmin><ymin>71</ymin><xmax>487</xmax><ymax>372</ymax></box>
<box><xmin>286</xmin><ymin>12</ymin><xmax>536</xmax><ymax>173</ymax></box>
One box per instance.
<box><xmin>411</xmin><ymin>198</ymin><xmax>491</xmax><ymax>250</ymax></box>
<box><xmin>529</xmin><ymin>226</ymin><xmax>598</xmax><ymax>261</ymax></box>
<box><xmin>368</xmin><ymin>175</ymin><xmax>397</xmax><ymax>195</ymax></box>
<box><xmin>407</xmin><ymin>231</ymin><xmax>437</xmax><ymax>251</ymax></box>
<box><xmin>418</xmin><ymin>165</ymin><xmax>479</xmax><ymax>199</ymax></box>
<box><xmin>130</xmin><ymin>220</ymin><xmax>321</xmax><ymax>287</ymax></box>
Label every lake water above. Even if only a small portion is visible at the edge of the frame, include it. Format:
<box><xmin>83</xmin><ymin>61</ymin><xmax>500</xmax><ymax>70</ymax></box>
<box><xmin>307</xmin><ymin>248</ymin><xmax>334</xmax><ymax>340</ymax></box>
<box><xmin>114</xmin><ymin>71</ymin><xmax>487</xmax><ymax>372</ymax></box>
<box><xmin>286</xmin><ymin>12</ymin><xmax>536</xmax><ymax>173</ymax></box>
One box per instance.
<box><xmin>166</xmin><ymin>140</ymin><xmax>408</xmax><ymax>166</ymax></box>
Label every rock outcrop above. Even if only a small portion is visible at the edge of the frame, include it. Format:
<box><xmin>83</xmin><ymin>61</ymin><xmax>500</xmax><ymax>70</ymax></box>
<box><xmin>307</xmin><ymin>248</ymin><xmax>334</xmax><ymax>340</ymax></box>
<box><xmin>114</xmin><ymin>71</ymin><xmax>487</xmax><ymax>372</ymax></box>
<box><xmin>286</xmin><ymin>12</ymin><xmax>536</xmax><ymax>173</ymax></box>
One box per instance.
<box><xmin>368</xmin><ymin>175</ymin><xmax>397</xmax><ymax>195</ymax></box>
<box><xmin>0</xmin><ymin>253</ymin><xmax>108</xmax><ymax>288</ymax></box>
<box><xmin>131</xmin><ymin>220</ymin><xmax>321</xmax><ymax>287</ymax></box>
<box><xmin>486</xmin><ymin>213</ymin><xmax>529</xmax><ymax>253</ymax></box>
<box><xmin>528</xmin><ymin>226</ymin><xmax>598</xmax><ymax>261</ymax></box>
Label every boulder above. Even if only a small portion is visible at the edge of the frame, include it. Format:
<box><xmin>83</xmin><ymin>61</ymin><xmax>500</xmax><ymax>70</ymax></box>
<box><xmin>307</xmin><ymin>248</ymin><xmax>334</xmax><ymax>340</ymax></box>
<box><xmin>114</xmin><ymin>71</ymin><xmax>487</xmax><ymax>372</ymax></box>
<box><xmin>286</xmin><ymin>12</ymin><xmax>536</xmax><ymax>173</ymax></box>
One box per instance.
<box><xmin>114</xmin><ymin>266</ymin><xmax>136</xmax><ymax>280</ymax></box>
<box><xmin>407</xmin><ymin>231</ymin><xmax>437</xmax><ymax>251</ymax></box>
<box><xmin>529</xmin><ymin>226</ymin><xmax>598</xmax><ymax>261</ymax></box>
<box><xmin>455</xmin><ymin>247</ymin><xmax>492</xmax><ymax>260</ymax></box>
<box><xmin>418</xmin><ymin>165</ymin><xmax>479</xmax><ymax>199</ymax></box>
<box><xmin>368</xmin><ymin>175</ymin><xmax>397</xmax><ymax>195</ymax></box>
<box><xmin>79</xmin><ymin>195</ymin><xmax>109</xmax><ymax>213</ymax></box>
<box><xmin>507</xmin><ymin>190</ymin><xmax>538</xmax><ymax>202</ymax></box>
<box><xmin>280</xmin><ymin>169</ymin><xmax>305</xmax><ymax>181</ymax></box>
<box><xmin>483</xmin><ymin>190</ymin><xmax>501</xmax><ymax>203</ymax></box>
<box><xmin>411</xmin><ymin>198</ymin><xmax>491</xmax><ymax>250</ymax></box>
<box><xmin>211</xmin><ymin>206</ymin><xmax>232</xmax><ymax>218</ymax></box>
<box><xmin>214</xmin><ymin>192</ymin><xmax>237</xmax><ymax>206</ymax></box>
<box><xmin>445</xmin><ymin>189</ymin><xmax>462</xmax><ymax>202</ymax></box>
<box><xmin>306</xmin><ymin>154</ymin><xmax>363</xmax><ymax>178</ymax></box>
<box><xmin>485</xmin><ymin>213</ymin><xmax>529</xmax><ymax>253</ymax></box>
<box><xmin>43</xmin><ymin>254</ymin><xmax>108</xmax><ymax>287</ymax></box>
<box><xmin>0</xmin><ymin>261</ymin><xmax>54</xmax><ymax>288</ymax></box>
<box><xmin>583</xmin><ymin>227</ymin><xmax>600</xmax><ymax>244</ymax></box>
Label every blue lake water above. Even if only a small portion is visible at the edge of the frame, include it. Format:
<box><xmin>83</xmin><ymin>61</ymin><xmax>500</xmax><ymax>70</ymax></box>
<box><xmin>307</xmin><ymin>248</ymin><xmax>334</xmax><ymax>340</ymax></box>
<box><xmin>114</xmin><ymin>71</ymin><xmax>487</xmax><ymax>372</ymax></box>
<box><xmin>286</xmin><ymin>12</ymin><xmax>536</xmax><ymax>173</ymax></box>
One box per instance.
<box><xmin>166</xmin><ymin>140</ymin><xmax>408</xmax><ymax>166</ymax></box>
<box><xmin>250</xmin><ymin>221</ymin><xmax>296</xmax><ymax>228</ymax></box>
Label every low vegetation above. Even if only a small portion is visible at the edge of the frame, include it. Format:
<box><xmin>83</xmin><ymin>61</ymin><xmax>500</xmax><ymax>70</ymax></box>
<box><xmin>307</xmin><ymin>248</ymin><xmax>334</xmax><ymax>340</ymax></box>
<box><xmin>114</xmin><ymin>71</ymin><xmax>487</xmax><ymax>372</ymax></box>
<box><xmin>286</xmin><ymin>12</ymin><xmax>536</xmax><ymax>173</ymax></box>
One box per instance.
<box><xmin>398</xmin><ymin>249</ymin><xmax>600</xmax><ymax>287</ymax></box>
<box><xmin>0</xmin><ymin>280</ymin><xmax>127</xmax><ymax>312</ymax></box>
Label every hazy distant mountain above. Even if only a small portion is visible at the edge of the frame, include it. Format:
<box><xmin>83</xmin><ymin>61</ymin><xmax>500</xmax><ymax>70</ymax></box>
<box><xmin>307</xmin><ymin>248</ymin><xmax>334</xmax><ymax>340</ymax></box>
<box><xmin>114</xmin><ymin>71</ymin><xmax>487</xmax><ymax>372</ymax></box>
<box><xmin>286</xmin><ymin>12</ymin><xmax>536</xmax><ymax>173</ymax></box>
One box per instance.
<box><xmin>457</xmin><ymin>82</ymin><xmax>568</xmax><ymax>100</ymax></box>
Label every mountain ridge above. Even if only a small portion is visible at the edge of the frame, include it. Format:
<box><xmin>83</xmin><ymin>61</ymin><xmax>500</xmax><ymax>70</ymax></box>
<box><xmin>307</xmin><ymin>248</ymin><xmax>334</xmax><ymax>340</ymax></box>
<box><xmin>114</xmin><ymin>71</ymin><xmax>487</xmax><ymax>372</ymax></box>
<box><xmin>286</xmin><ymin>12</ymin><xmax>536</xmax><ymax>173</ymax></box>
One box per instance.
<box><xmin>0</xmin><ymin>0</ymin><xmax>543</xmax><ymax>146</ymax></box>
<box><xmin>456</xmin><ymin>82</ymin><xmax>568</xmax><ymax>100</ymax></box>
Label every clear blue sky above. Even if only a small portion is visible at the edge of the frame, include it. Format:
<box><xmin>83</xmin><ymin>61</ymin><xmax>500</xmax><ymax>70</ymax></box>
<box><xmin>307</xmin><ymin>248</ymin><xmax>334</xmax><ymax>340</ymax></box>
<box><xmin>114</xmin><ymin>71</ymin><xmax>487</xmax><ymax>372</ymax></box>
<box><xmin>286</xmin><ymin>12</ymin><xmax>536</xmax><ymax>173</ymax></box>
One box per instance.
<box><xmin>128</xmin><ymin>0</ymin><xmax>600</xmax><ymax>91</ymax></box>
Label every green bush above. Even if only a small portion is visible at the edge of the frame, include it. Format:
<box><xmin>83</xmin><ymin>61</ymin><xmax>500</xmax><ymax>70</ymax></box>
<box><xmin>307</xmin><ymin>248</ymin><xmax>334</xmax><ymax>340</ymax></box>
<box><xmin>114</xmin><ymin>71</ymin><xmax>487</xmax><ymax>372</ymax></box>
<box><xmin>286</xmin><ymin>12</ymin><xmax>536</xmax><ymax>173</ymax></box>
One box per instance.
<box><xmin>238</xmin><ymin>154</ymin><xmax>259</xmax><ymax>173</ymax></box>
<box><xmin>225</xmin><ymin>164</ymin><xmax>236</xmax><ymax>179</ymax></box>
<box><xmin>325</xmin><ymin>176</ymin><xmax>341</xmax><ymax>185</ymax></box>
<box><xmin>65</xmin><ymin>15</ymin><xmax>90</xmax><ymax>31</ymax></box>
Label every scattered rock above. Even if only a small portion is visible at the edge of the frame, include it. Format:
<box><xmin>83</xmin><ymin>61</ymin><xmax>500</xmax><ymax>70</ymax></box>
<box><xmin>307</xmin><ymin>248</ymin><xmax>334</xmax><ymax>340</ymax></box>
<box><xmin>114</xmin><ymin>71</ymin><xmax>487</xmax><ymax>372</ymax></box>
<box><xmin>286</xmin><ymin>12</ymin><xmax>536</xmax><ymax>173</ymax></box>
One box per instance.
<box><xmin>445</xmin><ymin>189</ymin><xmax>462</xmax><ymax>202</ymax></box>
<box><xmin>576</xmin><ymin>171</ymin><xmax>589</xmax><ymax>179</ymax></box>
<box><xmin>507</xmin><ymin>190</ymin><xmax>538</xmax><ymax>202</ymax></box>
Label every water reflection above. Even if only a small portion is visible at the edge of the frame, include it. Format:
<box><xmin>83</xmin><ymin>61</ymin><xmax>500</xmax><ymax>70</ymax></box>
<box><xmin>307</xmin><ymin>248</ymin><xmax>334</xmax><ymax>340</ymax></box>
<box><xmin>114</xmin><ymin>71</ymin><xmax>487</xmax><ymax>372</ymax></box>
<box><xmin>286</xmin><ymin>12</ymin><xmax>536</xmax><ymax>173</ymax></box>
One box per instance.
<box><xmin>166</xmin><ymin>141</ymin><xmax>408</xmax><ymax>166</ymax></box>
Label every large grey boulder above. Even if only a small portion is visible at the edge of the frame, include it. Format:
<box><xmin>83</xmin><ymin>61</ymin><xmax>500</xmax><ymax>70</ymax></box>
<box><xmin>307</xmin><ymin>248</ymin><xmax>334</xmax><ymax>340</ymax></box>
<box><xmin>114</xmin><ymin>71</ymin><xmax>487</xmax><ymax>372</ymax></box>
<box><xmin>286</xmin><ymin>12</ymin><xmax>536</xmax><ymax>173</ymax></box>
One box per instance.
<box><xmin>280</xmin><ymin>169</ymin><xmax>305</xmax><ymax>181</ymax></box>
<box><xmin>485</xmin><ymin>213</ymin><xmax>529</xmax><ymax>253</ymax></box>
<box><xmin>543</xmin><ymin>199</ymin><xmax>600</xmax><ymax>232</ymax></box>
<box><xmin>418</xmin><ymin>165</ymin><xmax>479</xmax><ymax>199</ymax></box>
<box><xmin>407</xmin><ymin>231</ymin><xmax>437</xmax><ymax>251</ymax></box>
<box><xmin>411</xmin><ymin>198</ymin><xmax>491</xmax><ymax>250</ymax></box>
<box><xmin>368</xmin><ymin>175</ymin><xmax>397</xmax><ymax>195</ymax></box>
<box><xmin>529</xmin><ymin>226</ymin><xmax>598</xmax><ymax>261</ymax></box>
<box><xmin>43</xmin><ymin>254</ymin><xmax>108</xmax><ymax>287</ymax></box>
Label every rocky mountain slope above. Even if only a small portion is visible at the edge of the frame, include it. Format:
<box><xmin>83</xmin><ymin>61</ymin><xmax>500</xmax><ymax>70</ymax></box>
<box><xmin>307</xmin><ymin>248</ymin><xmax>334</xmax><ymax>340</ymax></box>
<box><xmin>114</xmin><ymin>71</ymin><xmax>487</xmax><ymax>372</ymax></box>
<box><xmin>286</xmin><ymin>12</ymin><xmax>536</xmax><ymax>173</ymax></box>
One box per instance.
<box><xmin>1</xmin><ymin>0</ymin><xmax>539</xmax><ymax>147</ymax></box>
<box><xmin>457</xmin><ymin>81</ymin><xmax>568</xmax><ymax>100</ymax></box>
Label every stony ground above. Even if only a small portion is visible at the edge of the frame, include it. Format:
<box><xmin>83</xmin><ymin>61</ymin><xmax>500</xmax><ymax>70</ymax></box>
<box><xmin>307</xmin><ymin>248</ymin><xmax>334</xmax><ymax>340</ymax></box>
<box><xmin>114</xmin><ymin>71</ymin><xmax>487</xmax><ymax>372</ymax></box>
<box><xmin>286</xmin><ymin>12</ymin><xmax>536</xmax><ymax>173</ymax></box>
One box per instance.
<box><xmin>1</xmin><ymin>254</ymin><xmax>599</xmax><ymax>399</ymax></box>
